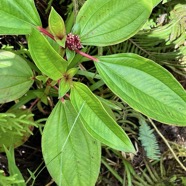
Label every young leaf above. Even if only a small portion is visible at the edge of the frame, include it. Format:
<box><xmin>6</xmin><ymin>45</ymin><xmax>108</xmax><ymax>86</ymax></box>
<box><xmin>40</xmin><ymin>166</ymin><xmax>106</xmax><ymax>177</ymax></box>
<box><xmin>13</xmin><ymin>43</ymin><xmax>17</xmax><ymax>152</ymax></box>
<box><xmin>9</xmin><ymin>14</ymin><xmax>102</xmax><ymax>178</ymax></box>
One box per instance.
<box><xmin>42</xmin><ymin>101</ymin><xmax>101</xmax><ymax>186</ymax></box>
<box><xmin>0</xmin><ymin>0</ymin><xmax>41</xmax><ymax>35</ymax></box>
<box><xmin>72</xmin><ymin>0</ymin><xmax>153</xmax><ymax>46</ymax></box>
<box><xmin>70</xmin><ymin>82</ymin><xmax>135</xmax><ymax>152</ymax></box>
<box><xmin>0</xmin><ymin>50</ymin><xmax>34</xmax><ymax>103</ymax></box>
<box><xmin>28</xmin><ymin>28</ymin><xmax>67</xmax><ymax>80</ymax></box>
<box><xmin>67</xmin><ymin>68</ymin><xmax>78</xmax><ymax>77</ymax></box>
<box><xmin>49</xmin><ymin>7</ymin><xmax>66</xmax><ymax>47</ymax></box>
<box><xmin>58</xmin><ymin>78</ymin><xmax>70</xmax><ymax>98</ymax></box>
<box><xmin>58</xmin><ymin>68</ymin><xmax>78</xmax><ymax>98</ymax></box>
<box><xmin>95</xmin><ymin>53</ymin><xmax>186</xmax><ymax>126</ymax></box>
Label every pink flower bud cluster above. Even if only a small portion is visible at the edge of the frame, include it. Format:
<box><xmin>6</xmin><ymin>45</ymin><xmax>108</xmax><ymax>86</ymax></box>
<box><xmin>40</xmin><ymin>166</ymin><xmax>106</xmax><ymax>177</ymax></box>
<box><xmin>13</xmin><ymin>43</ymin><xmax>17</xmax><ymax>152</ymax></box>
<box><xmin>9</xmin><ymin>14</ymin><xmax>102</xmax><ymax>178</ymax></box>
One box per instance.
<box><xmin>66</xmin><ymin>33</ymin><xmax>82</xmax><ymax>51</ymax></box>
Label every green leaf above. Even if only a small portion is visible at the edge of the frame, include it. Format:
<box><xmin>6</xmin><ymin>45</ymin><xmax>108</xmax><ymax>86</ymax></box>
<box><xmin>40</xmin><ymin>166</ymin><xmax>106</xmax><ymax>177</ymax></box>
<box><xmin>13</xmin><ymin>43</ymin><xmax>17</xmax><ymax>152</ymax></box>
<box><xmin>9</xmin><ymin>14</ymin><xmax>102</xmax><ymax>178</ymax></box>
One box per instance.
<box><xmin>4</xmin><ymin>146</ymin><xmax>26</xmax><ymax>186</ymax></box>
<box><xmin>97</xmin><ymin>96</ymin><xmax>122</xmax><ymax>111</ymax></box>
<box><xmin>70</xmin><ymin>82</ymin><xmax>135</xmax><ymax>152</ymax></box>
<box><xmin>151</xmin><ymin>0</ymin><xmax>162</xmax><ymax>7</ymax></box>
<box><xmin>45</xmin><ymin>35</ymin><xmax>64</xmax><ymax>55</ymax></box>
<box><xmin>58</xmin><ymin>68</ymin><xmax>78</xmax><ymax>98</ymax></box>
<box><xmin>49</xmin><ymin>7</ymin><xmax>66</xmax><ymax>38</ymax></box>
<box><xmin>42</xmin><ymin>101</ymin><xmax>101</xmax><ymax>186</ymax></box>
<box><xmin>28</xmin><ymin>28</ymin><xmax>67</xmax><ymax>80</ymax></box>
<box><xmin>9</xmin><ymin>89</ymin><xmax>45</xmax><ymax>110</ymax></box>
<box><xmin>73</xmin><ymin>0</ymin><xmax>152</xmax><ymax>46</ymax></box>
<box><xmin>58</xmin><ymin>78</ymin><xmax>70</xmax><ymax>98</ymax></box>
<box><xmin>66</xmin><ymin>49</ymin><xmax>75</xmax><ymax>64</ymax></box>
<box><xmin>67</xmin><ymin>68</ymin><xmax>78</xmax><ymax>77</ymax></box>
<box><xmin>49</xmin><ymin>7</ymin><xmax>66</xmax><ymax>47</ymax></box>
<box><xmin>0</xmin><ymin>50</ymin><xmax>34</xmax><ymax>103</ymax></box>
<box><xmin>68</xmin><ymin>47</ymin><xmax>87</xmax><ymax>69</ymax></box>
<box><xmin>95</xmin><ymin>53</ymin><xmax>186</xmax><ymax>126</ymax></box>
<box><xmin>0</xmin><ymin>0</ymin><xmax>41</xmax><ymax>35</ymax></box>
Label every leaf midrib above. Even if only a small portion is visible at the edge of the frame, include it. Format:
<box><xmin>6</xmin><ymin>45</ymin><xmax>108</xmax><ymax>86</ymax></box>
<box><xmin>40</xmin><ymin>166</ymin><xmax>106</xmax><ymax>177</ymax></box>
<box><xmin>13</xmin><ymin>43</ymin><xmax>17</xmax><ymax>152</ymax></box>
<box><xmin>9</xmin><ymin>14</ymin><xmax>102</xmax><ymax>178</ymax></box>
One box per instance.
<box><xmin>73</xmin><ymin>85</ymin><xmax>131</xmax><ymax>148</ymax></box>
<box><xmin>97</xmin><ymin>62</ymin><xmax>186</xmax><ymax>119</ymax></box>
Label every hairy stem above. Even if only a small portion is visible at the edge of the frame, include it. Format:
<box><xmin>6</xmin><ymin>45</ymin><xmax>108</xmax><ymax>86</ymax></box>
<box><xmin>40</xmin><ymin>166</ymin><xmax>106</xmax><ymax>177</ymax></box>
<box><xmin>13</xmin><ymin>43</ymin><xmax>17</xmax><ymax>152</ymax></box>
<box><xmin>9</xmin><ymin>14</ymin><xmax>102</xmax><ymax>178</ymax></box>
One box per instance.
<box><xmin>37</xmin><ymin>27</ymin><xmax>98</xmax><ymax>62</ymax></box>
<box><xmin>75</xmin><ymin>49</ymin><xmax>99</xmax><ymax>62</ymax></box>
<box><xmin>37</xmin><ymin>26</ymin><xmax>54</xmax><ymax>40</ymax></box>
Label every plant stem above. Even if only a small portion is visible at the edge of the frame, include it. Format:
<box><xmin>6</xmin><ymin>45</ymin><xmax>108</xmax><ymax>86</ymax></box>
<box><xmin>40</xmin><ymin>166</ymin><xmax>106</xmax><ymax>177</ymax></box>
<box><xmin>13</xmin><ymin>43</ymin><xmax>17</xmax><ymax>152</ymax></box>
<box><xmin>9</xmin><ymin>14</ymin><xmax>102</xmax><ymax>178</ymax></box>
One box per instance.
<box><xmin>148</xmin><ymin>117</ymin><xmax>186</xmax><ymax>172</ymax></box>
<box><xmin>98</xmin><ymin>47</ymin><xmax>103</xmax><ymax>56</ymax></box>
<box><xmin>29</xmin><ymin>98</ymin><xmax>40</xmax><ymax>110</ymax></box>
<box><xmin>37</xmin><ymin>26</ymin><xmax>55</xmax><ymax>40</ymax></box>
<box><xmin>37</xmin><ymin>27</ymin><xmax>99</xmax><ymax>62</ymax></box>
<box><xmin>60</xmin><ymin>97</ymin><xmax>65</xmax><ymax>103</ymax></box>
<box><xmin>101</xmin><ymin>158</ymin><xmax>123</xmax><ymax>184</ymax></box>
<box><xmin>75</xmin><ymin>49</ymin><xmax>99</xmax><ymax>62</ymax></box>
<box><xmin>72</xmin><ymin>0</ymin><xmax>79</xmax><ymax>17</ymax></box>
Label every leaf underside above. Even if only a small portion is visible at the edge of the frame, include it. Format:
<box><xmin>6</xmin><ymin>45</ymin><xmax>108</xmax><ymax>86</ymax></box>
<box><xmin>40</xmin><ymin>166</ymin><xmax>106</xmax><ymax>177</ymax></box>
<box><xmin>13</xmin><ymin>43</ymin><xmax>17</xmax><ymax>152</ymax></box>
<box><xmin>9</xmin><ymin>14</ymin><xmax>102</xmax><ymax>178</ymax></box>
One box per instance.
<box><xmin>0</xmin><ymin>0</ymin><xmax>41</xmax><ymax>35</ymax></box>
<box><xmin>42</xmin><ymin>101</ymin><xmax>101</xmax><ymax>186</ymax></box>
<box><xmin>28</xmin><ymin>28</ymin><xmax>67</xmax><ymax>80</ymax></box>
<box><xmin>95</xmin><ymin>53</ymin><xmax>186</xmax><ymax>126</ymax></box>
<box><xmin>73</xmin><ymin>0</ymin><xmax>152</xmax><ymax>46</ymax></box>
<box><xmin>70</xmin><ymin>82</ymin><xmax>135</xmax><ymax>152</ymax></box>
<box><xmin>0</xmin><ymin>50</ymin><xmax>34</xmax><ymax>103</ymax></box>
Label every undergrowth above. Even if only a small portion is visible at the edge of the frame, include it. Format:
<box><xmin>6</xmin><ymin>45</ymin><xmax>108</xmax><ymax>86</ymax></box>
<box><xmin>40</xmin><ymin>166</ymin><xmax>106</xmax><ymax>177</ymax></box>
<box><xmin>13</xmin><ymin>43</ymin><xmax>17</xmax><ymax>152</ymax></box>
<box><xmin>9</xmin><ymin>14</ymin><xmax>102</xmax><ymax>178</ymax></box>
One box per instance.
<box><xmin>0</xmin><ymin>0</ymin><xmax>186</xmax><ymax>185</ymax></box>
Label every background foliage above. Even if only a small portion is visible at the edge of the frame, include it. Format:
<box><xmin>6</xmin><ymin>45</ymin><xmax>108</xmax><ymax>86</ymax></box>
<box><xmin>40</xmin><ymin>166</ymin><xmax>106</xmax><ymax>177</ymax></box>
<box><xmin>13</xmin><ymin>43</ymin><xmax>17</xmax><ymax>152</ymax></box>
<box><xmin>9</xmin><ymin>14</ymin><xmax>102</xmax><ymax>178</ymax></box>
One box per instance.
<box><xmin>0</xmin><ymin>0</ymin><xmax>186</xmax><ymax>186</ymax></box>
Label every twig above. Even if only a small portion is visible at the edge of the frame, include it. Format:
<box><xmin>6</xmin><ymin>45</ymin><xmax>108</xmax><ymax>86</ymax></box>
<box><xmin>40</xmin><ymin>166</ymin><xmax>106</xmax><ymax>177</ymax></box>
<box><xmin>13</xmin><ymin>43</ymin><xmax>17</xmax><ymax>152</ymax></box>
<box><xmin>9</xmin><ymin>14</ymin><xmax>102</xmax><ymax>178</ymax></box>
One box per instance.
<box><xmin>37</xmin><ymin>26</ymin><xmax>55</xmax><ymax>40</ymax></box>
<box><xmin>75</xmin><ymin>49</ymin><xmax>99</xmax><ymax>62</ymax></box>
<box><xmin>148</xmin><ymin>117</ymin><xmax>186</xmax><ymax>172</ymax></box>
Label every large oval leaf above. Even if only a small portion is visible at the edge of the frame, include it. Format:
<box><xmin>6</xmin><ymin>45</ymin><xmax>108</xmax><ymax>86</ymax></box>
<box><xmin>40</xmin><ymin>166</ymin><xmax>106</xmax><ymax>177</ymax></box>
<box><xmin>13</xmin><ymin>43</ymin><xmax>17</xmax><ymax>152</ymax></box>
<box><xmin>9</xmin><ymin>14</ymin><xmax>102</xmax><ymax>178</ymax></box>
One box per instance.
<box><xmin>70</xmin><ymin>82</ymin><xmax>135</xmax><ymax>152</ymax></box>
<box><xmin>95</xmin><ymin>53</ymin><xmax>186</xmax><ymax>126</ymax></box>
<box><xmin>0</xmin><ymin>50</ymin><xmax>34</xmax><ymax>103</ymax></box>
<box><xmin>72</xmin><ymin>0</ymin><xmax>152</xmax><ymax>46</ymax></box>
<box><xmin>0</xmin><ymin>0</ymin><xmax>41</xmax><ymax>35</ymax></box>
<box><xmin>42</xmin><ymin>101</ymin><xmax>101</xmax><ymax>186</ymax></box>
<box><xmin>28</xmin><ymin>28</ymin><xmax>67</xmax><ymax>80</ymax></box>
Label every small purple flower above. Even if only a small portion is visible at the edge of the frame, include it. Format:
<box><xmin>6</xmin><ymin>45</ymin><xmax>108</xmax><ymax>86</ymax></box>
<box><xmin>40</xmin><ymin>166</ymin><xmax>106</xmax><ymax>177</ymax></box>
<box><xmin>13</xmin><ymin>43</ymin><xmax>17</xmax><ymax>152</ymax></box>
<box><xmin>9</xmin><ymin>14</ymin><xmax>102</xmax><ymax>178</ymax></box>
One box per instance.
<box><xmin>66</xmin><ymin>33</ymin><xmax>82</xmax><ymax>51</ymax></box>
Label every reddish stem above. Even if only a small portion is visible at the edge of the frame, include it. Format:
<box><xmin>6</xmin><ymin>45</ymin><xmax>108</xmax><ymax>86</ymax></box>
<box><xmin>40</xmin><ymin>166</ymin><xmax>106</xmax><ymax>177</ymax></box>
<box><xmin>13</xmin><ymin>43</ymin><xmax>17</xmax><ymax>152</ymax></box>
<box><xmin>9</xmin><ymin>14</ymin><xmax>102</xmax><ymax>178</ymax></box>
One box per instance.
<box><xmin>37</xmin><ymin>28</ymin><xmax>99</xmax><ymax>62</ymax></box>
<box><xmin>53</xmin><ymin>85</ymin><xmax>59</xmax><ymax>91</ymax></box>
<box><xmin>29</xmin><ymin>98</ymin><xmax>40</xmax><ymax>110</ymax></box>
<box><xmin>75</xmin><ymin>49</ymin><xmax>99</xmax><ymax>62</ymax></box>
<box><xmin>60</xmin><ymin>97</ymin><xmax>65</xmax><ymax>103</ymax></box>
<box><xmin>47</xmin><ymin>80</ymin><xmax>59</xmax><ymax>91</ymax></box>
<box><xmin>37</xmin><ymin>26</ymin><xmax>55</xmax><ymax>40</ymax></box>
<box><xmin>65</xmin><ymin>93</ymin><xmax>70</xmax><ymax>98</ymax></box>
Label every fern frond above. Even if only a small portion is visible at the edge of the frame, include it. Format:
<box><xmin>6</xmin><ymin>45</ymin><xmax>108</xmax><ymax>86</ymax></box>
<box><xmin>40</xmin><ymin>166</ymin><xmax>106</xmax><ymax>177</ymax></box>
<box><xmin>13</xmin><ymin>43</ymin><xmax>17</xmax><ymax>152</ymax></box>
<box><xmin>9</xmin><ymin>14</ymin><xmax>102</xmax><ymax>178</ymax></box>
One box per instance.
<box><xmin>109</xmin><ymin>2</ymin><xmax>186</xmax><ymax>70</ymax></box>
<box><xmin>138</xmin><ymin>119</ymin><xmax>160</xmax><ymax>160</ymax></box>
<box><xmin>0</xmin><ymin>170</ymin><xmax>25</xmax><ymax>186</ymax></box>
<box><xmin>0</xmin><ymin>112</ymin><xmax>37</xmax><ymax>135</ymax></box>
<box><xmin>0</xmin><ymin>109</ymin><xmax>38</xmax><ymax>152</ymax></box>
<box><xmin>133</xmin><ymin>3</ymin><xmax>186</xmax><ymax>59</ymax></box>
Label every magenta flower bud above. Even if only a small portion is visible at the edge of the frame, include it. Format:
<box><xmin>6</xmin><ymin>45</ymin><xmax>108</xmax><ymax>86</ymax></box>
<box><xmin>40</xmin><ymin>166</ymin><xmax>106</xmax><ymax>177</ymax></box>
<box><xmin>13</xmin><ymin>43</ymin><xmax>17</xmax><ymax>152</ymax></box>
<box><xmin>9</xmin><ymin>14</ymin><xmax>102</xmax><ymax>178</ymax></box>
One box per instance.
<box><xmin>66</xmin><ymin>33</ymin><xmax>83</xmax><ymax>51</ymax></box>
